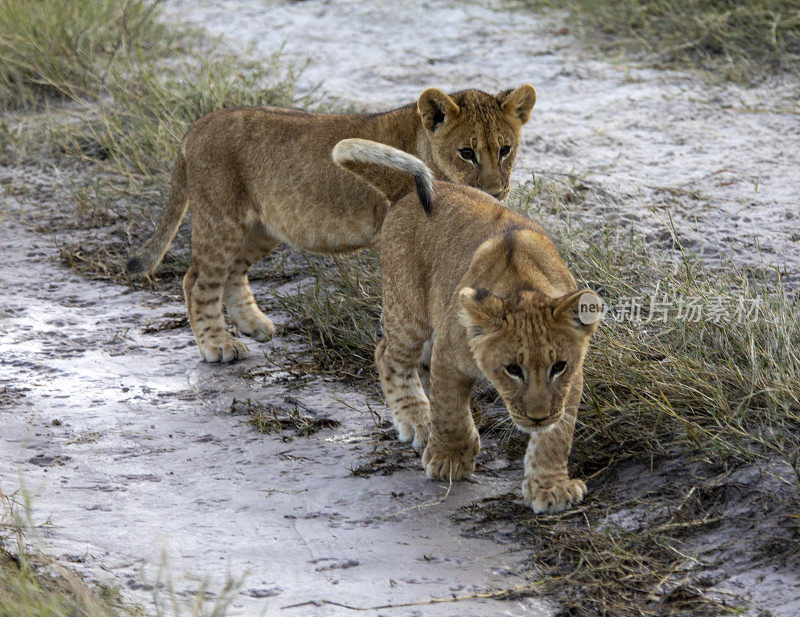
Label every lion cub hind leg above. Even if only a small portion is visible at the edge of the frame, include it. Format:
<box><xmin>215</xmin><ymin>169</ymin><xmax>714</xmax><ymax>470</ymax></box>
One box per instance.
<box><xmin>185</xmin><ymin>222</ymin><xmax>249</xmax><ymax>363</ymax></box>
<box><xmin>223</xmin><ymin>229</ymin><xmax>279</xmax><ymax>341</ymax></box>
<box><xmin>375</xmin><ymin>337</ymin><xmax>430</xmax><ymax>451</ymax></box>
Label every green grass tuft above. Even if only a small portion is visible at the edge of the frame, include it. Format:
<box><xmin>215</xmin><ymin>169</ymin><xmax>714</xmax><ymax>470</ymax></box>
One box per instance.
<box><xmin>0</xmin><ymin>0</ymin><xmax>173</xmax><ymax>110</ymax></box>
<box><xmin>0</xmin><ymin>490</ymin><xmax>135</xmax><ymax>617</ymax></box>
<box><xmin>510</xmin><ymin>178</ymin><xmax>800</xmax><ymax>469</ymax></box>
<box><xmin>95</xmin><ymin>51</ymin><xmax>307</xmax><ymax>183</ymax></box>
<box><xmin>1</xmin><ymin>490</ymin><xmax>244</xmax><ymax>617</ymax></box>
<box><xmin>522</xmin><ymin>0</ymin><xmax>800</xmax><ymax>79</ymax></box>
<box><xmin>272</xmin><ymin>252</ymin><xmax>383</xmax><ymax>384</ymax></box>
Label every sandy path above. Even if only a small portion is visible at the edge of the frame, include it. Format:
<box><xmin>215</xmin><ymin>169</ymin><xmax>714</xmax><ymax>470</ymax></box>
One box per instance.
<box><xmin>0</xmin><ymin>210</ymin><xmax>549</xmax><ymax>616</ymax></box>
<box><xmin>168</xmin><ymin>0</ymin><xmax>800</xmax><ymax>273</ymax></box>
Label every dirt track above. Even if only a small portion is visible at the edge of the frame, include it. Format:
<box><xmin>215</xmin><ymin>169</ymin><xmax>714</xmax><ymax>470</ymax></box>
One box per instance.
<box><xmin>1</xmin><ymin>1</ymin><xmax>799</xmax><ymax>615</ymax></box>
<box><xmin>0</xmin><ymin>213</ymin><xmax>554</xmax><ymax>616</ymax></box>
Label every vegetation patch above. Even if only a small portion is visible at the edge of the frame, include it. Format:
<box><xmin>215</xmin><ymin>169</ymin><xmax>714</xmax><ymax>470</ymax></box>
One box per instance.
<box><xmin>0</xmin><ymin>489</ymin><xmax>246</xmax><ymax>617</ymax></box>
<box><xmin>521</xmin><ymin>0</ymin><xmax>800</xmax><ymax>80</ymax></box>
<box><xmin>0</xmin><ymin>548</ymin><xmax>129</xmax><ymax>617</ymax></box>
<box><xmin>230</xmin><ymin>397</ymin><xmax>341</xmax><ymax>439</ymax></box>
<box><xmin>0</xmin><ymin>0</ymin><xmax>174</xmax><ymax>109</ymax></box>
<box><xmin>271</xmin><ymin>252</ymin><xmax>383</xmax><ymax>384</ymax></box>
<box><xmin>461</xmin><ymin>452</ymin><xmax>800</xmax><ymax>616</ymax></box>
<box><xmin>0</xmin><ymin>491</ymin><xmax>136</xmax><ymax>617</ymax></box>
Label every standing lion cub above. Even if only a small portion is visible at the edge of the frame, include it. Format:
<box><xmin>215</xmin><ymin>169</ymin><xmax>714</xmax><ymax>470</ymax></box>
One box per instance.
<box><xmin>333</xmin><ymin>138</ymin><xmax>603</xmax><ymax>513</ymax></box>
<box><xmin>126</xmin><ymin>86</ymin><xmax>536</xmax><ymax>363</ymax></box>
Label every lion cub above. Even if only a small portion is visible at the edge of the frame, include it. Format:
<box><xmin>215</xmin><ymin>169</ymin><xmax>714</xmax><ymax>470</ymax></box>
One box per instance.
<box><xmin>125</xmin><ymin>86</ymin><xmax>536</xmax><ymax>363</ymax></box>
<box><xmin>333</xmin><ymin>138</ymin><xmax>603</xmax><ymax>513</ymax></box>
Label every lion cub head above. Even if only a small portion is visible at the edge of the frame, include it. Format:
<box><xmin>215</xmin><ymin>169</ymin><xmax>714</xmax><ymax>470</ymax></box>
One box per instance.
<box><xmin>459</xmin><ymin>286</ymin><xmax>602</xmax><ymax>433</ymax></box>
<box><xmin>417</xmin><ymin>85</ymin><xmax>536</xmax><ymax>200</ymax></box>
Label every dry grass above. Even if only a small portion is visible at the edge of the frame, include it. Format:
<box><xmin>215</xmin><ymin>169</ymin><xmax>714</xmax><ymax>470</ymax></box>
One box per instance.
<box><xmin>0</xmin><ymin>0</ymin><xmax>174</xmax><ymax>109</ymax></box>
<box><xmin>89</xmin><ymin>50</ymin><xmax>306</xmax><ymax>183</ymax></box>
<box><xmin>0</xmin><ymin>548</ymin><xmax>128</xmax><ymax>617</ymax></box>
<box><xmin>0</xmin><ymin>489</ymin><xmax>135</xmax><ymax>617</ymax></box>
<box><xmin>229</xmin><ymin>397</ymin><xmax>341</xmax><ymax>439</ymax></box>
<box><xmin>522</xmin><ymin>0</ymin><xmax>800</xmax><ymax>80</ymax></box>
<box><xmin>464</xmin><ymin>477</ymin><xmax>742</xmax><ymax>617</ymax></box>
<box><xmin>271</xmin><ymin>252</ymin><xmax>383</xmax><ymax>383</ymax></box>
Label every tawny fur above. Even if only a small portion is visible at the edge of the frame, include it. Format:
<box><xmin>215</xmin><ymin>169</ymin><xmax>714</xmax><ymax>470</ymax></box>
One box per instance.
<box><xmin>126</xmin><ymin>86</ymin><xmax>536</xmax><ymax>363</ymax></box>
<box><xmin>334</xmin><ymin>138</ymin><xmax>602</xmax><ymax>514</ymax></box>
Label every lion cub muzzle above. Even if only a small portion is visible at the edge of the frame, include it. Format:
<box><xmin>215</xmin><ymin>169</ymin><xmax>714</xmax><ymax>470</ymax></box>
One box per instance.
<box><xmin>510</xmin><ymin>408</ymin><xmax>564</xmax><ymax>433</ymax></box>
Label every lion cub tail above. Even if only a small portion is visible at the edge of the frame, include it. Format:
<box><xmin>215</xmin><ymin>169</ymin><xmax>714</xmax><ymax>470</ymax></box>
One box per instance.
<box><xmin>125</xmin><ymin>150</ymin><xmax>190</xmax><ymax>278</ymax></box>
<box><xmin>332</xmin><ymin>138</ymin><xmax>434</xmax><ymax>215</ymax></box>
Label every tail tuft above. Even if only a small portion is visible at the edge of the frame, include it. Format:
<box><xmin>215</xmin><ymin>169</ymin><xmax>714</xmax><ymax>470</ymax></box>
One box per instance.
<box><xmin>125</xmin><ymin>256</ymin><xmax>146</xmax><ymax>276</ymax></box>
<box><xmin>414</xmin><ymin>175</ymin><xmax>432</xmax><ymax>215</ymax></box>
<box><xmin>332</xmin><ymin>138</ymin><xmax>434</xmax><ymax>216</ymax></box>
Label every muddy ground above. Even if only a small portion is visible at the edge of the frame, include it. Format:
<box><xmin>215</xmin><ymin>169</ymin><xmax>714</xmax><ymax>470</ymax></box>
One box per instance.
<box><xmin>1</xmin><ymin>1</ymin><xmax>799</xmax><ymax>616</ymax></box>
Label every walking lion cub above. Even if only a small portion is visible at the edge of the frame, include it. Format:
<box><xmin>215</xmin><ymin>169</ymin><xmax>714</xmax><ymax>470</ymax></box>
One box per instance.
<box><xmin>126</xmin><ymin>86</ymin><xmax>536</xmax><ymax>363</ymax></box>
<box><xmin>333</xmin><ymin>138</ymin><xmax>603</xmax><ymax>513</ymax></box>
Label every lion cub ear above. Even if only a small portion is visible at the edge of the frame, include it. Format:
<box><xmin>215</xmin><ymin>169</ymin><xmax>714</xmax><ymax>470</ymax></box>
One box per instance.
<box><xmin>552</xmin><ymin>289</ymin><xmax>605</xmax><ymax>335</ymax></box>
<box><xmin>458</xmin><ymin>287</ymin><xmax>505</xmax><ymax>334</ymax></box>
<box><xmin>418</xmin><ymin>88</ymin><xmax>461</xmax><ymax>132</ymax></box>
<box><xmin>498</xmin><ymin>84</ymin><xmax>537</xmax><ymax>124</ymax></box>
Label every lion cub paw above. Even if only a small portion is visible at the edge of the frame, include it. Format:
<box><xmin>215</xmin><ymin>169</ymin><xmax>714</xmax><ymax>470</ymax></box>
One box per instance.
<box><xmin>422</xmin><ymin>433</ymin><xmax>479</xmax><ymax>481</ymax></box>
<box><xmin>241</xmin><ymin>316</ymin><xmax>276</xmax><ymax>342</ymax></box>
<box><xmin>199</xmin><ymin>337</ymin><xmax>250</xmax><ymax>363</ymax></box>
<box><xmin>394</xmin><ymin>420</ymin><xmax>429</xmax><ymax>451</ymax></box>
<box><xmin>523</xmin><ymin>478</ymin><xmax>586</xmax><ymax>514</ymax></box>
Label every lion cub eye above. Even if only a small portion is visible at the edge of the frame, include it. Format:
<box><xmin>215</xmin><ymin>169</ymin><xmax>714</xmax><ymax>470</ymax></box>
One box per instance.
<box><xmin>499</xmin><ymin>145</ymin><xmax>512</xmax><ymax>160</ymax></box>
<box><xmin>550</xmin><ymin>361</ymin><xmax>567</xmax><ymax>380</ymax></box>
<box><xmin>458</xmin><ymin>147</ymin><xmax>477</xmax><ymax>164</ymax></box>
<box><xmin>505</xmin><ymin>364</ymin><xmax>524</xmax><ymax>380</ymax></box>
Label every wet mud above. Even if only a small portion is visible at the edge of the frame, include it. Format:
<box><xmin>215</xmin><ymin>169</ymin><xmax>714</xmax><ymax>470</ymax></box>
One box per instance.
<box><xmin>2</xmin><ymin>1</ymin><xmax>799</xmax><ymax>615</ymax></box>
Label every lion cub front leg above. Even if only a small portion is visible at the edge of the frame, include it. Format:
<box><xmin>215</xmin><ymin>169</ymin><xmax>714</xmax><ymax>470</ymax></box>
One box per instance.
<box><xmin>422</xmin><ymin>349</ymin><xmax>480</xmax><ymax>481</ymax></box>
<box><xmin>375</xmin><ymin>338</ymin><xmax>430</xmax><ymax>450</ymax></box>
<box><xmin>522</xmin><ymin>374</ymin><xmax>586</xmax><ymax>513</ymax></box>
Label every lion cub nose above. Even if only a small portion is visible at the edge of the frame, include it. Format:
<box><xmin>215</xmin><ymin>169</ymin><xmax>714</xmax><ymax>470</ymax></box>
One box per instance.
<box><xmin>490</xmin><ymin>187</ymin><xmax>508</xmax><ymax>199</ymax></box>
<box><xmin>526</xmin><ymin>408</ymin><xmax>551</xmax><ymax>421</ymax></box>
